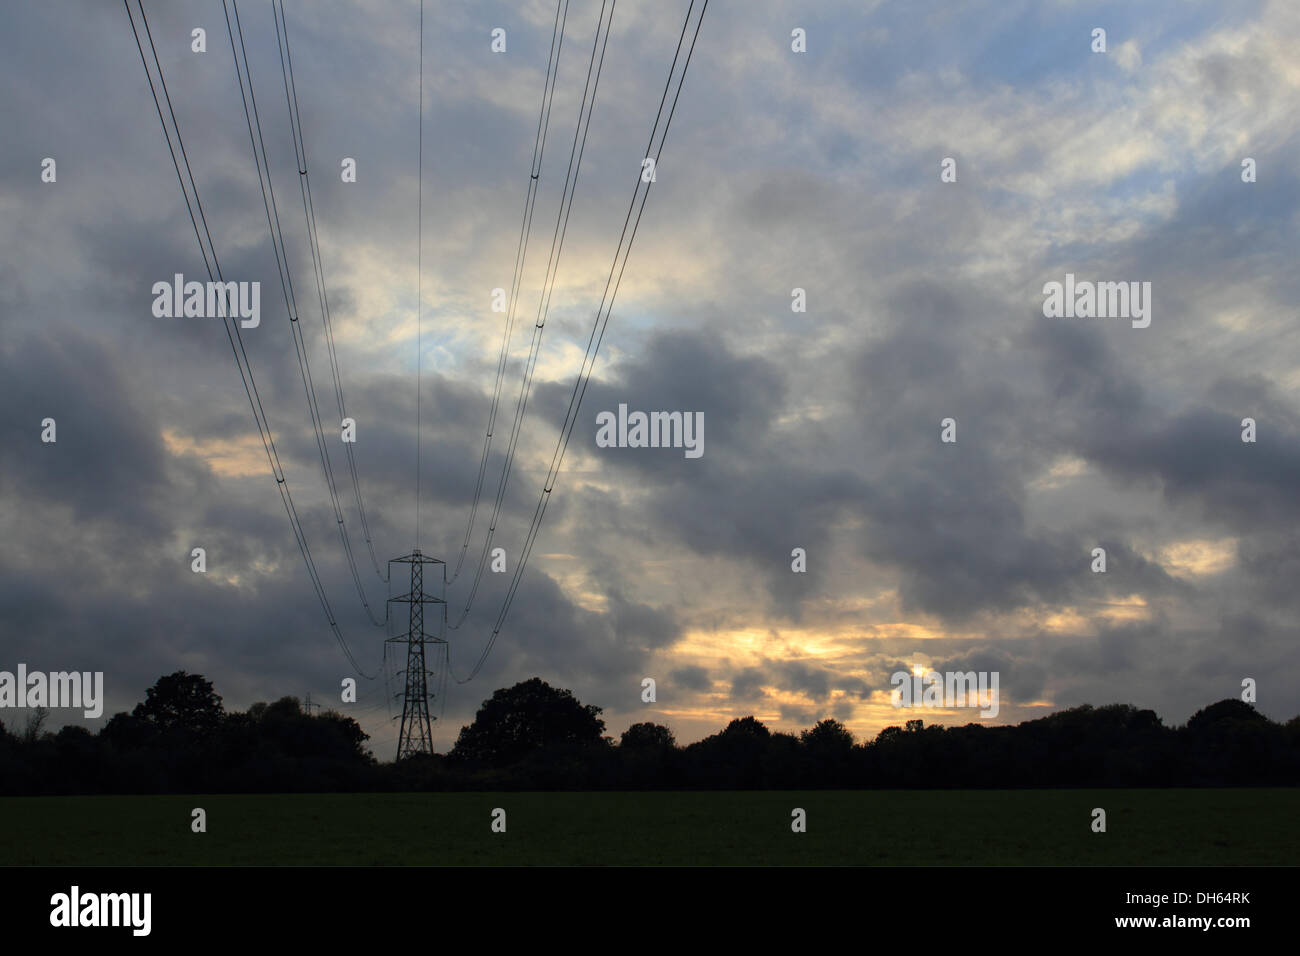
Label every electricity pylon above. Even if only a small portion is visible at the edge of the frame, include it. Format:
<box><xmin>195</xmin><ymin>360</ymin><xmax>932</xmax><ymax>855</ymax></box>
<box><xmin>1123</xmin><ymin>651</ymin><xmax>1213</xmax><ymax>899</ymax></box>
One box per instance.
<box><xmin>387</xmin><ymin>550</ymin><xmax>446</xmax><ymax>759</ymax></box>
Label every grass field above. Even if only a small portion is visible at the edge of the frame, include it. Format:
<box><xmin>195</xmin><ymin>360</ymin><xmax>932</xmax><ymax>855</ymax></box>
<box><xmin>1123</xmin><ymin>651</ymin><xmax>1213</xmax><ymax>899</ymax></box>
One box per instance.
<box><xmin>0</xmin><ymin>789</ymin><xmax>1294</xmax><ymax>865</ymax></box>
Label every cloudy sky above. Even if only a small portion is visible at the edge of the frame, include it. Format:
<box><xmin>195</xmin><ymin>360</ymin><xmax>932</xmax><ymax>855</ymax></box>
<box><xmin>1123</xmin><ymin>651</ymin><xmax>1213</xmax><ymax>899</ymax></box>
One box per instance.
<box><xmin>3</xmin><ymin>0</ymin><xmax>1299</xmax><ymax>757</ymax></box>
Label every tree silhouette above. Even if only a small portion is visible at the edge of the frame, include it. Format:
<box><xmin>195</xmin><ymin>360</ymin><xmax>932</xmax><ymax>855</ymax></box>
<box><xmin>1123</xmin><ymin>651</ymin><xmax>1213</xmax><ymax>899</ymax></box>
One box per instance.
<box><xmin>686</xmin><ymin>716</ymin><xmax>773</xmax><ymax>788</ymax></box>
<box><xmin>22</xmin><ymin>706</ymin><xmax>48</xmax><ymax>743</ymax></box>
<box><xmin>801</xmin><ymin>718</ymin><xmax>855</xmax><ymax>786</ymax></box>
<box><xmin>801</xmin><ymin>718</ymin><xmax>854</xmax><ymax>754</ymax></box>
<box><xmin>450</xmin><ymin>677</ymin><xmax>606</xmax><ymax>766</ymax></box>
<box><xmin>1186</xmin><ymin>699</ymin><xmax>1267</xmax><ymax>732</ymax></box>
<box><xmin>131</xmin><ymin>671</ymin><xmax>224</xmax><ymax>735</ymax></box>
<box><xmin>620</xmin><ymin>722</ymin><xmax>677</xmax><ymax>750</ymax></box>
<box><xmin>719</xmin><ymin>716</ymin><xmax>770</xmax><ymax>741</ymax></box>
<box><xmin>1183</xmin><ymin>699</ymin><xmax>1281</xmax><ymax>784</ymax></box>
<box><xmin>618</xmin><ymin>722</ymin><xmax>680</xmax><ymax>788</ymax></box>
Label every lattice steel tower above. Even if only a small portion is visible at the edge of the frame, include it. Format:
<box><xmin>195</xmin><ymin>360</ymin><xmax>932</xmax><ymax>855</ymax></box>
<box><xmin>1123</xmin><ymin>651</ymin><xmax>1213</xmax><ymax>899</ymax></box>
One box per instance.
<box><xmin>387</xmin><ymin>550</ymin><xmax>447</xmax><ymax>759</ymax></box>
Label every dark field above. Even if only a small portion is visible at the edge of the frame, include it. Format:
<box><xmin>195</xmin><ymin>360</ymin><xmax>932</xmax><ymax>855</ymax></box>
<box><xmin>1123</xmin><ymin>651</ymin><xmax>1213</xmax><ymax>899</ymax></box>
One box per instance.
<box><xmin>1</xmin><ymin>789</ymin><xmax>1295</xmax><ymax>865</ymax></box>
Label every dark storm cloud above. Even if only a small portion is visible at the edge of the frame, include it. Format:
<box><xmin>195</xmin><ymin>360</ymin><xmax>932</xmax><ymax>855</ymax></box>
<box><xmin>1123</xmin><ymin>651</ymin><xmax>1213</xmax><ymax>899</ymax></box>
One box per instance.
<box><xmin>836</xmin><ymin>280</ymin><xmax>1186</xmax><ymax>622</ymax></box>
<box><xmin>1027</xmin><ymin>318</ymin><xmax>1300</xmax><ymax>532</ymax></box>
<box><xmin>729</xmin><ymin>667</ymin><xmax>766</xmax><ymax>701</ymax></box>
<box><xmin>721</xmin><ymin>657</ymin><xmax>867</xmax><ymax>708</ymax></box>
<box><xmin>931</xmin><ymin>645</ymin><xmax>1047</xmax><ymax>704</ymax></box>
<box><xmin>543</xmin><ymin>326</ymin><xmax>789</xmax><ymax>477</ymax></box>
<box><xmin>777</xmin><ymin>702</ymin><xmax>816</xmax><ymax>725</ymax></box>
<box><xmin>669</xmin><ymin>664</ymin><xmax>710</xmax><ymax>691</ymax></box>
<box><xmin>772</xmin><ymin>660</ymin><xmax>831</xmax><ymax>700</ymax></box>
<box><xmin>527</xmin><ymin>324</ymin><xmax>872</xmax><ymax>610</ymax></box>
<box><xmin>0</xmin><ymin>329</ymin><xmax>175</xmax><ymax>537</ymax></box>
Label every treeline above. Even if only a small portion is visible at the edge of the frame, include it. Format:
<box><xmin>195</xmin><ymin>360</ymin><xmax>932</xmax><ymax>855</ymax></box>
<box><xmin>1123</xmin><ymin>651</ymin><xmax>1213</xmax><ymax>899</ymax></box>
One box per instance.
<box><xmin>1</xmin><ymin>672</ymin><xmax>1298</xmax><ymax>794</ymax></box>
<box><xmin>0</xmin><ymin>673</ymin><xmax>372</xmax><ymax>795</ymax></box>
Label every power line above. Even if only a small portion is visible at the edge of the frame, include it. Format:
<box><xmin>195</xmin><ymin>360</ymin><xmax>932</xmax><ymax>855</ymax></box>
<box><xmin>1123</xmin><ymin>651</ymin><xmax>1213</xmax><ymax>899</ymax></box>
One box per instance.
<box><xmin>448</xmin><ymin>0</ymin><xmax>614</xmax><ymax>630</ymax></box>
<box><xmin>226</xmin><ymin>0</ymin><xmax>386</xmax><ymax>627</ymax></box>
<box><xmin>449</xmin><ymin>0</ymin><xmax>570</xmax><ymax>585</ymax></box>
<box><xmin>415</xmin><ymin>0</ymin><xmax>425</xmax><ymax>552</ymax></box>
<box><xmin>451</xmin><ymin>0</ymin><xmax>709</xmax><ymax>683</ymax></box>
<box><xmin>273</xmin><ymin>0</ymin><xmax>387</xmax><ymax>584</ymax></box>
<box><xmin>231</xmin><ymin>0</ymin><xmax>385</xmax><ymax>622</ymax></box>
<box><xmin>125</xmin><ymin>0</ymin><xmax>375</xmax><ymax>679</ymax></box>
